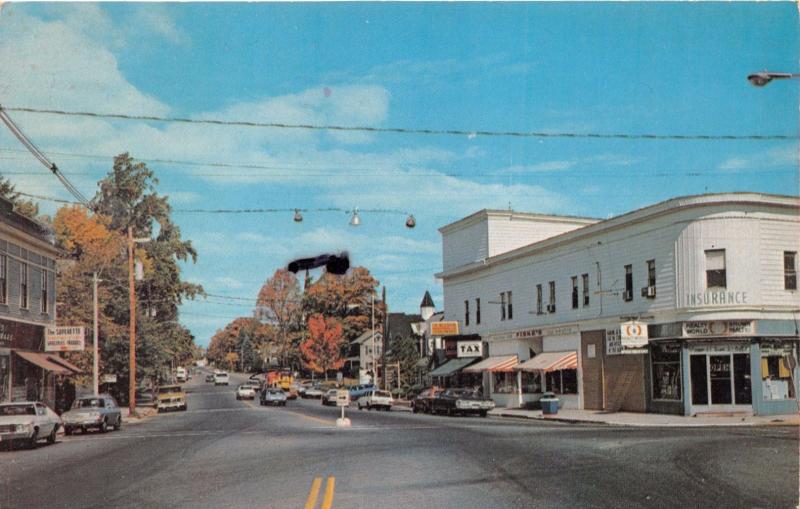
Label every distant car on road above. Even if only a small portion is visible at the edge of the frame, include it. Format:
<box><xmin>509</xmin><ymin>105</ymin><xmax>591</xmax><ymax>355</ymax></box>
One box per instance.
<box><xmin>260</xmin><ymin>388</ymin><xmax>287</xmax><ymax>406</ymax></box>
<box><xmin>236</xmin><ymin>384</ymin><xmax>256</xmax><ymax>400</ymax></box>
<box><xmin>356</xmin><ymin>390</ymin><xmax>393</xmax><ymax>411</ymax></box>
<box><xmin>347</xmin><ymin>383</ymin><xmax>376</xmax><ymax>400</ymax></box>
<box><xmin>157</xmin><ymin>384</ymin><xmax>187</xmax><ymax>412</ymax></box>
<box><xmin>205</xmin><ymin>374</ymin><xmax>215</xmax><ymax>383</ymax></box>
<box><xmin>62</xmin><ymin>395</ymin><xmax>122</xmax><ymax>434</ymax></box>
<box><xmin>175</xmin><ymin>366</ymin><xmax>187</xmax><ymax>383</ymax></box>
<box><xmin>0</xmin><ymin>402</ymin><xmax>61</xmax><ymax>449</ymax></box>
<box><xmin>412</xmin><ymin>387</ymin><xmax>443</xmax><ymax>414</ymax></box>
<box><xmin>430</xmin><ymin>388</ymin><xmax>494</xmax><ymax>417</ymax></box>
<box><xmin>321</xmin><ymin>389</ymin><xmax>340</xmax><ymax>406</ymax></box>
<box><xmin>302</xmin><ymin>384</ymin><xmax>324</xmax><ymax>399</ymax></box>
<box><xmin>214</xmin><ymin>372</ymin><xmax>230</xmax><ymax>386</ymax></box>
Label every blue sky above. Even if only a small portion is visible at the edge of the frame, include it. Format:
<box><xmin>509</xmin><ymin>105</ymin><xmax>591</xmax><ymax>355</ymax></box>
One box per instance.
<box><xmin>0</xmin><ymin>2</ymin><xmax>796</xmax><ymax>346</ymax></box>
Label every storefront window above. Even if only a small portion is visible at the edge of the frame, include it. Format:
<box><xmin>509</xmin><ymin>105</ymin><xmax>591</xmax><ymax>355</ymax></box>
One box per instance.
<box><xmin>492</xmin><ymin>372</ymin><xmax>517</xmax><ymax>394</ymax></box>
<box><xmin>545</xmin><ymin>369</ymin><xmax>577</xmax><ymax>395</ymax></box>
<box><xmin>520</xmin><ymin>372</ymin><xmax>542</xmax><ymax>394</ymax></box>
<box><xmin>651</xmin><ymin>343</ymin><xmax>681</xmax><ymax>400</ymax></box>
<box><xmin>761</xmin><ymin>343</ymin><xmax>796</xmax><ymax>400</ymax></box>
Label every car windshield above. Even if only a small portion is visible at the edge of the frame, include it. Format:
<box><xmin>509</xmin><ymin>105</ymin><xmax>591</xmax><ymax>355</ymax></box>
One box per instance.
<box><xmin>0</xmin><ymin>404</ymin><xmax>35</xmax><ymax>416</ymax></box>
<box><xmin>374</xmin><ymin>391</ymin><xmax>391</xmax><ymax>398</ymax></box>
<box><xmin>159</xmin><ymin>386</ymin><xmax>181</xmax><ymax>394</ymax></box>
<box><xmin>74</xmin><ymin>398</ymin><xmax>105</xmax><ymax>408</ymax></box>
<box><xmin>268</xmin><ymin>390</ymin><xmax>283</xmax><ymax>395</ymax></box>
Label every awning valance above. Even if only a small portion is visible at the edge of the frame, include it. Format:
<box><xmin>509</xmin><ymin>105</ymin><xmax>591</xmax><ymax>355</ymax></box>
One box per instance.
<box><xmin>429</xmin><ymin>357</ymin><xmax>478</xmax><ymax>377</ymax></box>
<box><xmin>15</xmin><ymin>350</ymin><xmax>73</xmax><ymax>375</ymax></box>
<box><xmin>515</xmin><ymin>351</ymin><xmax>577</xmax><ymax>373</ymax></box>
<box><xmin>463</xmin><ymin>355</ymin><xmax>518</xmax><ymax>373</ymax></box>
<box><xmin>47</xmin><ymin>354</ymin><xmax>83</xmax><ymax>374</ymax></box>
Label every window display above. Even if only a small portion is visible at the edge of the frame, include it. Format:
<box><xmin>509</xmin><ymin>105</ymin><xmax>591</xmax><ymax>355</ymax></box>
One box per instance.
<box><xmin>651</xmin><ymin>343</ymin><xmax>681</xmax><ymax>400</ymax></box>
<box><xmin>492</xmin><ymin>372</ymin><xmax>517</xmax><ymax>394</ymax></box>
<box><xmin>545</xmin><ymin>369</ymin><xmax>577</xmax><ymax>395</ymax></box>
<box><xmin>761</xmin><ymin>342</ymin><xmax>796</xmax><ymax>400</ymax></box>
<box><xmin>520</xmin><ymin>372</ymin><xmax>541</xmax><ymax>394</ymax></box>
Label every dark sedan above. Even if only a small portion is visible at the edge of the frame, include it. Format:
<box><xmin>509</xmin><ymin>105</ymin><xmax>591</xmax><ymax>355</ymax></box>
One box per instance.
<box><xmin>430</xmin><ymin>388</ymin><xmax>495</xmax><ymax>417</ymax></box>
<box><xmin>411</xmin><ymin>387</ymin><xmax>442</xmax><ymax>414</ymax></box>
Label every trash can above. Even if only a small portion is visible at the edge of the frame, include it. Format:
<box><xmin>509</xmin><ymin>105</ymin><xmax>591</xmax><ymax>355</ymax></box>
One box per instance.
<box><xmin>540</xmin><ymin>392</ymin><xmax>559</xmax><ymax>415</ymax></box>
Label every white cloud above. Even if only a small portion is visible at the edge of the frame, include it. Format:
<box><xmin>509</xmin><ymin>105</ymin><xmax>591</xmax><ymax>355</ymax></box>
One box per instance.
<box><xmin>718</xmin><ymin>145</ymin><xmax>795</xmax><ymax>172</ymax></box>
<box><xmin>132</xmin><ymin>7</ymin><xmax>190</xmax><ymax>47</ymax></box>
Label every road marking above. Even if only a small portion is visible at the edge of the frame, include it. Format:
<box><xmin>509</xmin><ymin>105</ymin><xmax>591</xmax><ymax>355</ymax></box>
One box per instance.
<box><xmin>321</xmin><ymin>477</ymin><xmax>335</xmax><ymax>509</ymax></box>
<box><xmin>304</xmin><ymin>477</ymin><xmax>323</xmax><ymax>509</ymax></box>
<box><xmin>244</xmin><ymin>399</ymin><xmax>336</xmax><ymax>426</ymax></box>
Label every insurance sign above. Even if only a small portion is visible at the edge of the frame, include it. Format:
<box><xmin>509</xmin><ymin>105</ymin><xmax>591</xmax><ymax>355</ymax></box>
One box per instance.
<box><xmin>45</xmin><ymin>326</ymin><xmax>85</xmax><ymax>352</ymax></box>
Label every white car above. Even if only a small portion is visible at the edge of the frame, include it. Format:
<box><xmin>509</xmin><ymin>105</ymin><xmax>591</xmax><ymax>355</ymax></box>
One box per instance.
<box><xmin>0</xmin><ymin>402</ymin><xmax>62</xmax><ymax>449</ymax></box>
<box><xmin>235</xmin><ymin>384</ymin><xmax>256</xmax><ymax>400</ymax></box>
<box><xmin>303</xmin><ymin>386</ymin><xmax>324</xmax><ymax>399</ymax></box>
<box><xmin>214</xmin><ymin>372</ymin><xmax>230</xmax><ymax>386</ymax></box>
<box><xmin>357</xmin><ymin>390</ymin><xmax>393</xmax><ymax>411</ymax></box>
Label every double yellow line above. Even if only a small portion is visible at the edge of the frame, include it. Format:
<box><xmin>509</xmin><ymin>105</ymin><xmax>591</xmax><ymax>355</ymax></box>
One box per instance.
<box><xmin>304</xmin><ymin>476</ymin><xmax>335</xmax><ymax>509</ymax></box>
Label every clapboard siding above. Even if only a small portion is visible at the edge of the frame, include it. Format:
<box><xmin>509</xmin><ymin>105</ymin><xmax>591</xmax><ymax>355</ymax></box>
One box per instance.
<box><xmin>760</xmin><ymin>216</ymin><xmax>800</xmax><ymax>305</ymax></box>
<box><xmin>0</xmin><ymin>236</ymin><xmax>57</xmax><ymax>327</ymax></box>
<box><xmin>486</xmin><ymin>215</ymin><xmax>594</xmax><ymax>258</ymax></box>
<box><xmin>442</xmin><ymin>219</ymin><xmax>488</xmax><ymax>271</ymax></box>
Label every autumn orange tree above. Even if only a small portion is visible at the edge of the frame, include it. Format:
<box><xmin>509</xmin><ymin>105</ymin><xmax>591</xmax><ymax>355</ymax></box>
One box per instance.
<box><xmin>207</xmin><ymin>317</ymin><xmax>273</xmax><ymax>372</ymax></box>
<box><xmin>299</xmin><ymin>314</ymin><xmax>345</xmax><ymax>379</ymax></box>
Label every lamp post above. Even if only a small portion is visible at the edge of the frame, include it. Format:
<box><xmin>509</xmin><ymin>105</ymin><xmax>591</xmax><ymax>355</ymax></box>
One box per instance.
<box><xmin>747</xmin><ymin>71</ymin><xmax>800</xmax><ymax>87</ymax></box>
<box><xmin>127</xmin><ymin>226</ymin><xmax>151</xmax><ymax>417</ymax></box>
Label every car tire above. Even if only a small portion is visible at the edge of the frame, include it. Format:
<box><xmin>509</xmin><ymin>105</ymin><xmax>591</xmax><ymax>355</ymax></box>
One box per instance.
<box><xmin>412</xmin><ymin>405</ymin><xmax>418</xmax><ymax>414</ymax></box>
<box><xmin>100</xmin><ymin>419</ymin><xmax>108</xmax><ymax>433</ymax></box>
<box><xmin>47</xmin><ymin>427</ymin><xmax>57</xmax><ymax>444</ymax></box>
<box><xmin>64</xmin><ymin>427</ymin><xmax>73</xmax><ymax>436</ymax></box>
<box><xmin>27</xmin><ymin>430</ymin><xmax>38</xmax><ymax>449</ymax></box>
<box><xmin>115</xmin><ymin>417</ymin><xmax>123</xmax><ymax>430</ymax></box>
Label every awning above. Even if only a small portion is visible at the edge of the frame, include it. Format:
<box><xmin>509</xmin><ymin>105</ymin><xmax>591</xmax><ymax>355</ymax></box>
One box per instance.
<box><xmin>14</xmin><ymin>350</ymin><xmax>73</xmax><ymax>375</ymax></box>
<box><xmin>429</xmin><ymin>357</ymin><xmax>478</xmax><ymax>377</ymax></box>
<box><xmin>46</xmin><ymin>354</ymin><xmax>83</xmax><ymax>374</ymax></box>
<box><xmin>463</xmin><ymin>355</ymin><xmax>518</xmax><ymax>373</ymax></box>
<box><xmin>515</xmin><ymin>351</ymin><xmax>578</xmax><ymax>372</ymax></box>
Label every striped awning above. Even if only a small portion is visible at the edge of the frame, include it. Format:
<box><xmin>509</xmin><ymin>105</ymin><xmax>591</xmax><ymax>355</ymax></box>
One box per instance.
<box><xmin>463</xmin><ymin>355</ymin><xmax>518</xmax><ymax>373</ymax></box>
<box><xmin>515</xmin><ymin>351</ymin><xmax>578</xmax><ymax>373</ymax></box>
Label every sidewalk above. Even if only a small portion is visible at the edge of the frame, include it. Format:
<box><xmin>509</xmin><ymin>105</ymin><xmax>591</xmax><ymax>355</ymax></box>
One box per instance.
<box><xmin>121</xmin><ymin>406</ymin><xmax>157</xmax><ymax>426</ymax></box>
<box><xmin>488</xmin><ymin>407</ymin><xmax>800</xmax><ymax>427</ymax></box>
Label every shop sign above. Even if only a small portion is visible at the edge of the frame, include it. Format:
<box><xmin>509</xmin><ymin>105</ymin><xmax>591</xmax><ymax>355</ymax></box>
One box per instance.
<box><xmin>606</xmin><ymin>327</ymin><xmax>647</xmax><ymax>356</ymax></box>
<box><xmin>0</xmin><ymin>323</ymin><xmax>12</xmax><ymax>348</ymax></box>
<box><xmin>686</xmin><ymin>290</ymin><xmax>748</xmax><ymax>307</ymax></box>
<box><xmin>682</xmin><ymin>320</ymin><xmax>754</xmax><ymax>338</ymax></box>
<box><xmin>761</xmin><ymin>342</ymin><xmax>795</xmax><ymax>356</ymax></box>
<box><xmin>541</xmin><ymin>325</ymin><xmax>579</xmax><ymax>337</ymax></box>
<box><xmin>0</xmin><ymin>320</ymin><xmax>44</xmax><ymax>349</ymax></box>
<box><xmin>456</xmin><ymin>341</ymin><xmax>483</xmax><ymax>358</ymax></box>
<box><xmin>620</xmin><ymin>321</ymin><xmax>648</xmax><ymax>348</ymax></box>
<box><xmin>431</xmin><ymin>321</ymin><xmax>459</xmax><ymax>336</ymax></box>
<box><xmin>513</xmin><ymin>328</ymin><xmax>543</xmax><ymax>340</ymax></box>
<box><xmin>444</xmin><ymin>339</ymin><xmax>458</xmax><ymax>358</ymax></box>
<box><xmin>688</xmin><ymin>342</ymin><xmax>750</xmax><ymax>354</ymax></box>
<box><xmin>45</xmin><ymin>326</ymin><xmax>85</xmax><ymax>352</ymax></box>
<box><xmin>101</xmin><ymin>374</ymin><xmax>117</xmax><ymax>384</ymax></box>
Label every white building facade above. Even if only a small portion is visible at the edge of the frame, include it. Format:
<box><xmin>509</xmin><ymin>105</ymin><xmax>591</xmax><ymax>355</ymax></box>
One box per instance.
<box><xmin>437</xmin><ymin>193</ymin><xmax>800</xmax><ymax>416</ymax></box>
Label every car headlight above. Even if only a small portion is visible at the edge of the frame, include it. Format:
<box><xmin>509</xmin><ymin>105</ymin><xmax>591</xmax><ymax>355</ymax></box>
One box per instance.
<box><xmin>16</xmin><ymin>423</ymin><xmax>32</xmax><ymax>433</ymax></box>
<box><xmin>87</xmin><ymin>412</ymin><xmax>102</xmax><ymax>420</ymax></box>
<box><xmin>455</xmin><ymin>400</ymin><xmax>466</xmax><ymax>409</ymax></box>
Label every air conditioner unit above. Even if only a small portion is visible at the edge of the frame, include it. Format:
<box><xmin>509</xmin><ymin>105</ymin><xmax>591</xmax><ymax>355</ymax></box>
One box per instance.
<box><xmin>622</xmin><ymin>290</ymin><xmax>633</xmax><ymax>301</ymax></box>
<box><xmin>546</xmin><ymin>304</ymin><xmax>556</xmax><ymax>313</ymax></box>
<box><xmin>641</xmin><ymin>286</ymin><xmax>656</xmax><ymax>298</ymax></box>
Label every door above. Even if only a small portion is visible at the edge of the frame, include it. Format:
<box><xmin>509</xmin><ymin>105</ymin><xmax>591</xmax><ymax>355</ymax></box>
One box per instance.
<box><xmin>709</xmin><ymin>355</ymin><xmax>732</xmax><ymax>405</ymax></box>
<box><xmin>690</xmin><ymin>351</ymin><xmax>753</xmax><ymax>412</ymax></box>
<box><xmin>690</xmin><ymin>355</ymin><xmax>708</xmax><ymax>405</ymax></box>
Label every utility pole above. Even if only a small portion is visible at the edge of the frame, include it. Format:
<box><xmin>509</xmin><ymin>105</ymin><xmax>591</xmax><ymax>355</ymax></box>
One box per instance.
<box><xmin>381</xmin><ymin>286</ymin><xmax>388</xmax><ymax>390</ymax></box>
<box><xmin>127</xmin><ymin>226</ymin><xmax>137</xmax><ymax>417</ymax></box>
<box><xmin>92</xmin><ymin>272</ymin><xmax>100</xmax><ymax>396</ymax></box>
<box><xmin>370</xmin><ymin>291</ymin><xmax>375</xmax><ymax>385</ymax></box>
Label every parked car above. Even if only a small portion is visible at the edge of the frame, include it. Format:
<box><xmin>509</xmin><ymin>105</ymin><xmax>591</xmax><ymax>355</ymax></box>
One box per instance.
<box><xmin>62</xmin><ymin>395</ymin><xmax>122</xmax><ymax>434</ymax></box>
<box><xmin>214</xmin><ymin>372</ymin><xmax>230</xmax><ymax>386</ymax></box>
<box><xmin>296</xmin><ymin>380</ymin><xmax>315</xmax><ymax>397</ymax></box>
<box><xmin>412</xmin><ymin>387</ymin><xmax>443</xmax><ymax>414</ymax></box>
<box><xmin>156</xmin><ymin>384</ymin><xmax>187</xmax><ymax>412</ymax></box>
<box><xmin>430</xmin><ymin>388</ymin><xmax>495</xmax><ymax>417</ymax></box>
<box><xmin>236</xmin><ymin>384</ymin><xmax>256</xmax><ymax>400</ymax></box>
<box><xmin>356</xmin><ymin>390</ymin><xmax>393</xmax><ymax>411</ymax></box>
<box><xmin>0</xmin><ymin>402</ymin><xmax>61</xmax><ymax>449</ymax></box>
<box><xmin>260</xmin><ymin>388</ymin><xmax>287</xmax><ymax>406</ymax></box>
<box><xmin>347</xmin><ymin>383</ymin><xmax>376</xmax><ymax>400</ymax></box>
<box><xmin>205</xmin><ymin>374</ymin><xmax>215</xmax><ymax>383</ymax></box>
<box><xmin>303</xmin><ymin>384</ymin><xmax>324</xmax><ymax>399</ymax></box>
<box><xmin>175</xmin><ymin>366</ymin><xmax>187</xmax><ymax>383</ymax></box>
<box><xmin>321</xmin><ymin>389</ymin><xmax>339</xmax><ymax>406</ymax></box>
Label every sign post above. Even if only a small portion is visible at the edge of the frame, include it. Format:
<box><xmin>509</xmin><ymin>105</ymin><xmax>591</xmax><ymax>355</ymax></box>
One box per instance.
<box><xmin>335</xmin><ymin>389</ymin><xmax>351</xmax><ymax>428</ymax></box>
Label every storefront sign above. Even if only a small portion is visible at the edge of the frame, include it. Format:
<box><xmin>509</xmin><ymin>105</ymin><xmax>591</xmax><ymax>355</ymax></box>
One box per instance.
<box><xmin>431</xmin><ymin>321</ymin><xmax>459</xmax><ymax>336</ymax></box>
<box><xmin>0</xmin><ymin>323</ymin><xmax>12</xmax><ymax>348</ymax></box>
<box><xmin>0</xmin><ymin>319</ymin><xmax>44</xmax><ymax>350</ymax></box>
<box><xmin>513</xmin><ymin>328</ymin><xmax>543</xmax><ymax>339</ymax></box>
<box><xmin>456</xmin><ymin>341</ymin><xmax>483</xmax><ymax>358</ymax></box>
<box><xmin>102</xmin><ymin>374</ymin><xmax>117</xmax><ymax>384</ymax></box>
<box><xmin>606</xmin><ymin>327</ymin><xmax>647</xmax><ymax>355</ymax></box>
<box><xmin>541</xmin><ymin>325</ymin><xmax>579</xmax><ymax>337</ymax></box>
<box><xmin>761</xmin><ymin>341</ymin><xmax>795</xmax><ymax>356</ymax></box>
<box><xmin>444</xmin><ymin>339</ymin><xmax>458</xmax><ymax>358</ymax></box>
<box><xmin>621</xmin><ymin>321</ymin><xmax>648</xmax><ymax>348</ymax></box>
<box><xmin>45</xmin><ymin>326</ymin><xmax>85</xmax><ymax>352</ymax></box>
<box><xmin>682</xmin><ymin>320</ymin><xmax>754</xmax><ymax>338</ymax></box>
<box><xmin>686</xmin><ymin>290</ymin><xmax>748</xmax><ymax>307</ymax></box>
<box><xmin>688</xmin><ymin>342</ymin><xmax>750</xmax><ymax>354</ymax></box>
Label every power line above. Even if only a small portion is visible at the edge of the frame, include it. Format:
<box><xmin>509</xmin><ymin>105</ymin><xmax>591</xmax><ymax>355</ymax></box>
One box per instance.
<box><xmin>5</xmin><ymin>105</ymin><xmax>795</xmax><ymax>141</ymax></box>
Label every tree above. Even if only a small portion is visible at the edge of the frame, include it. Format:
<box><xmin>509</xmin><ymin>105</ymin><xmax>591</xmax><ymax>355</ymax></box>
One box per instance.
<box><xmin>256</xmin><ymin>269</ymin><xmax>301</xmax><ymax>366</ymax></box>
<box><xmin>207</xmin><ymin>317</ymin><xmax>273</xmax><ymax>372</ymax></box>
<box><xmin>0</xmin><ymin>176</ymin><xmax>40</xmax><ymax>218</ymax></box>
<box><xmin>299</xmin><ymin>314</ymin><xmax>345</xmax><ymax>379</ymax></box>
<box><xmin>387</xmin><ymin>335</ymin><xmax>421</xmax><ymax>391</ymax></box>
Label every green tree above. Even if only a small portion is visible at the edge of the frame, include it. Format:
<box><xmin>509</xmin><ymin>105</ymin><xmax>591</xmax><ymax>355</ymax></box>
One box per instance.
<box><xmin>387</xmin><ymin>335</ymin><xmax>421</xmax><ymax>392</ymax></box>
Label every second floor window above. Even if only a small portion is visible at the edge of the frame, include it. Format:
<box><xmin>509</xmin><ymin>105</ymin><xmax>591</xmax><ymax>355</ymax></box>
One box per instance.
<box><xmin>582</xmin><ymin>273</ymin><xmax>589</xmax><ymax>306</ymax></box>
<box><xmin>41</xmin><ymin>271</ymin><xmax>48</xmax><ymax>313</ymax></box>
<box><xmin>705</xmin><ymin>249</ymin><xmax>726</xmax><ymax>288</ymax></box>
<box><xmin>464</xmin><ymin>300</ymin><xmax>470</xmax><ymax>326</ymax></box>
<box><xmin>0</xmin><ymin>255</ymin><xmax>6</xmax><ymax>304</ymax></box>
<box><xmin>548</xmin><ymin>281</ymin><xmax>556</xmax><ymax>312</ymax></box>
<box><xmin>500</xmin><ymin>292</ymin><xmax>506</xmax><ymax>321</ymax></box>
<box><xmin>475</xmin><ymin>298</ymin><xmax>481</xmax><ymax>325</ymax></box>
<box><xmin>624</xmin><ymin>264</ymin><xmax>633</xmax><ymax>301</ymax></box>
<box><xmin>571</xmin><ymin>276</ymin><xmax>578</xmax><ymax>309</ymax></box>
<box><xmin>785</xmin><ymin>251</ymin><xmax>797</xmax><ymax>290</ymax></box>
<box><xmin>647</xmin><ymin>259</ymin><xmax>656</xmax><ymax>287</ymax></box>
<box><xmin>536</xmin><ymin>284</ymin><xmax>543</xmax><ymax>314</ymax></box>
<box><xmin>507</xmin><ymin>291</ymin><xmax>513</xmax><ymax>320</ymax></box>
<box><xmin>20</xmin><ymin>262</ymin><xmax>28</xmax><ymax>309</ymax></box>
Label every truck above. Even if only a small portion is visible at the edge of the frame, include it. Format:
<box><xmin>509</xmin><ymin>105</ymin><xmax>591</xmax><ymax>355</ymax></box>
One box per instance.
<box><xmin>175</xmin><ymin>366</ymin><xmax>187</xmax><ymax>383</ymax></box>
<box><xmin>266</xmin><ymin>369</ymin><xmax>294</xmax><ymax>391</ymax></box>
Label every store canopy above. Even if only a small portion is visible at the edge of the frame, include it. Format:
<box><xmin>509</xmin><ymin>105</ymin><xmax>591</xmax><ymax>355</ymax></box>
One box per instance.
<box><xmin>14</xmin><ymin>350</ymin><xmax>73</xmax><ymax>376</ymax></box>
<box><xmin>516</xmin><ymin>351</ymin><xmax>578</xmax><ymax>373</ymax></box>
<box><xmin>47</xmin><ymin>354</ymin><xmax>83</xmax><ymax>374</ymax></box>
<box><xmin>463</xmin><ymin>355</ymin><xmax>518</xmax><ymax>373</ymax></box>
<box><xmin>429</xmin><ymin>357</ymin><xmax>477</xmax><ymax>377</ymax></box>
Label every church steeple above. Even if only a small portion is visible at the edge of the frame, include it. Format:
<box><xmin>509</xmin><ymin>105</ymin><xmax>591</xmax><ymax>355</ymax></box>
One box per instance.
<box><xmin>420</xmin><ymin>291</ymin><xmax>435</xmax><ymax>321</ymax></box>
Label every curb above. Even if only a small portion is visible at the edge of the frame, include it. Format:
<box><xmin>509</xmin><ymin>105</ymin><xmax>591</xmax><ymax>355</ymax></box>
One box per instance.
<box><xmin>489</xmin><ymin>411</ymin><xmax>799</xmax><ymax>428</ymax></box>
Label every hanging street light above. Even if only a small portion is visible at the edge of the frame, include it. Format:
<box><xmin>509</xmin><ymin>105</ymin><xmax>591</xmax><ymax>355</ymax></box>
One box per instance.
<box><xmin>747</xmin><ymin>71</ymin><xmax>800</xmax><ymax>87</ymax></box>
<box><xmin>293</xmin><ymin>209</ymin><xmax>303</xmax><ymax>222</ymax></box>
<box><xmin>405</xmin><ymin>214</ymin><xmax>416</xmax><ymax>229</ymax></box>
<box><xmin>349</xmin><ymin>208</ymin><xmax>361</xmax><ymax>226</ymax></box>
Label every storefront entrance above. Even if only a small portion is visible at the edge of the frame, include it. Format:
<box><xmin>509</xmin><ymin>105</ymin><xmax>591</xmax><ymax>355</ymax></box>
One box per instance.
<box><xmin>689</xmin><ymin>345</ymin><xmax>752</xmax><ymax>413</ymax></box>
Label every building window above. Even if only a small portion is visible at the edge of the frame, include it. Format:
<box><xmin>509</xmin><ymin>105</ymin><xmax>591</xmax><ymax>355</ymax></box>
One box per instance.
<box><xmin>548</xmin><ymin>281</ymin><xmax>556</xmax><ymax>313</ymax></box>
<box><xmin>475</xmin><ymin>298</ymin><xmax>481</xmax><ymax>325</ymax></box>
<box><xmin>571</xmin><ymin>276</ymin><xmax>578</xmax><ymax>309</ymax></box>
<box><xmin>705</xmin><ymin>249</ymin><xmax>726</xmax><ymax>288</ymax></box>
<box><xmin>623</xmin><ymin>264</ymin><xmax>633</xmax><ymax>301</ymax></box>
<box><xmin>40</xmin><ymin>271</ymin><xmax>48</xmax><ymax>313</ymax></box>
<box><xmin>464</xmin><ymin>300</ymin><xmax>469</xmax><ymax>326</ymax></box>
<box><xmin>785</xmin><ymin>251</ymin><xmax>797</xmax><ymax>290</ymax></box>
<box><xmin>536</xmin><ymin>284</ymin><xmax>543</xmax><ymax>314</ymax></box>
<box><xmin>500</xmin><ymin>292</ymin><xmax>506</xmax><ymax>321</ymax></box>
<box><xmin>20</xmin><ymin>262</ymin><xmax>28</xmax><ymax>309</ymax></box>
<box><xmin>507</xmin><ymin>291</ymin><xmax>513</xmax><ymax>320</ymax></box>
<box><xmin>545</xmin><ymin>369</ymin><xmax>577</xmax><ymax>395</ymax></box>
<box><xmin>651</xmin><ymin>343</ymin><xmax>682</xmax><ymax>401</ymax></box>
<box><xmin>0</xmin><ymin>254</ymin><xmax>6</xmax><ymax>304</ymax></box>
<box><xmin>582</xmin><ymin>274</ymin><xmax>589</xmax><ymax>306</ymax></box>
<box><xmin>761</xmin><ymin>342</ymin><xmax>796</xmax><ymax>400</ymax></box>
<box><xmin>647</xmin><ymin>260</ymin><xmax>656</xmax><ymax>287</ymax></box>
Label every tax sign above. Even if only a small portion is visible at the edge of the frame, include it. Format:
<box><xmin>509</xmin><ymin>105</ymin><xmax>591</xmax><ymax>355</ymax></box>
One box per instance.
<box><xmin>456</xmin><ymin>341</ymin><xmax>483</xmax><ymax>358</ymax></box>
<box><xmin>45</xmin><ymin>326</ymin><xmax>85</xmax><ymax>352</ymax></box>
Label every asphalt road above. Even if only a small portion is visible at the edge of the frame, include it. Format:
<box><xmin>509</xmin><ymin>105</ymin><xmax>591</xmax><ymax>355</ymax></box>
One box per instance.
<box><xmin>1</xmin><ymin>370</ymin><xmax>797</xmax><ymax>509</ymax></box>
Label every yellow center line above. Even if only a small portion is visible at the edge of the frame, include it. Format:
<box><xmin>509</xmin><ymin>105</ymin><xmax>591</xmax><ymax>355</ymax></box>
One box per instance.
<box><xmin>304</xmin><ymin>477</ymin><xmax>323</xmax><ymax>509</ymax></box>
<box><xmin>321</xmin><ymin>477</ymin><xmax>336</xmax><ymax>509</ymax></box>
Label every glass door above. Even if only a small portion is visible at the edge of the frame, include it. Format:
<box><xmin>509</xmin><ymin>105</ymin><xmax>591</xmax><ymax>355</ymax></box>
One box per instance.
<box><xmin>690</xmin><ymin>351</ymin><xmax>753</xmax><ymax>412</ymax></box>
<box><xmin>690</xmin><ymin>355</ymin><xmax>708</xmax><ymax>405</ymax></box>
<box><xmin>709</xmin><ymin>355</ymin><xmax>732</xmax><ymax>405</ymax></box>
<box><xmin>733</xmin><ymin>353</ymin><xmax>752</xmax><ymax>405</ymax></box>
